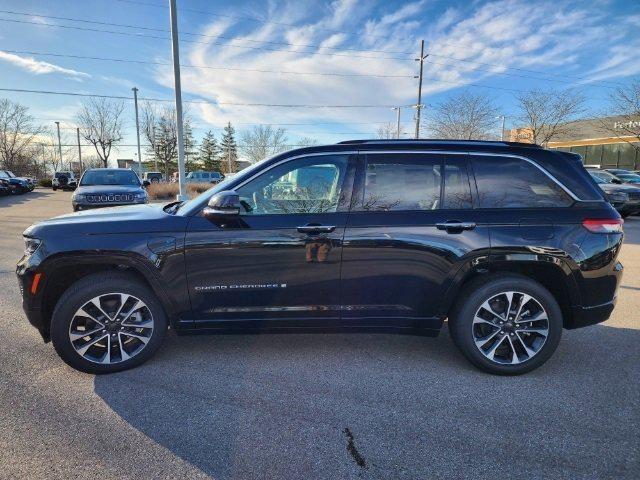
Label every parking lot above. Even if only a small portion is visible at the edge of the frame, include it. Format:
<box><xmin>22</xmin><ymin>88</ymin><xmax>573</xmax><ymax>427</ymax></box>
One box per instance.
<box><xmin>0</xmin><ymin>189</ymin><xmax>638</xmax><ymax>479</ymax></box>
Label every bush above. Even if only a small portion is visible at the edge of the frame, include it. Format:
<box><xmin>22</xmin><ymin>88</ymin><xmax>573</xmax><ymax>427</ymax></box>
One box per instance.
<box><xmin>146</xmin><ymin>182</ymin><xmax>213</xmax><ymax>200</ymax></box>
<box><xmin>38</xmin><ymin>178</ymin><xmax>52</xmax><ymax>187</ymax></box>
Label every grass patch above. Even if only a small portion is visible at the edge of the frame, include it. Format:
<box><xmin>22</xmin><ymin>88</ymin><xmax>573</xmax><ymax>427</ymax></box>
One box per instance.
<box><xmin>147</xmin><ymin>182</ymin><xmax>213</xmax><ymax>200</ymax></box>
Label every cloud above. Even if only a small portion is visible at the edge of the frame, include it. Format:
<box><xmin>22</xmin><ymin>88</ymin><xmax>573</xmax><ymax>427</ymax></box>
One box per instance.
<box><xmin>0</xmin><ymin>51</ymin><xmax>90</xmax><ymax>80</ymax></box>
<box><xmin>150</xmin><ymin>0</ymin><xmax>636</xmax><ymax>139</ymax></box>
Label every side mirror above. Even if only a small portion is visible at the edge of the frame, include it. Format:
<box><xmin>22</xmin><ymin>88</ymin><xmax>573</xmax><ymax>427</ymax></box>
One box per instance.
<box><xmin>143</xmin><ymin>180</ymin><xmax>151</xmax><ymax>187</ymax></box>
<box><xmin>203</xmin><ymin>190</ymin><xmax>241</xmax><ymax>221</ymax></box>
<box><xmin>612</xmin><ymin>178</ymin><xmax>622</xmax><ymax>184</ymax></box>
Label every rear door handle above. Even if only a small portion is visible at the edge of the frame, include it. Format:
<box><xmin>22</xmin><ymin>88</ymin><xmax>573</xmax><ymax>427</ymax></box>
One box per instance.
<box><xmin>297</xmin><ymin>225</ymin><xmax>336</xmax><ymax>234</ymax></box>
<box><xmin>436</xmin><ymin>221</ymin><xmax>476</xmax><ymax>232</ymax></box>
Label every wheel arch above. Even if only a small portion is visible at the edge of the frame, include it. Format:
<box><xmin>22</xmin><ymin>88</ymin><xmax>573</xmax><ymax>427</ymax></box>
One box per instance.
<box><xmin>38</xmin><ymin>253</ymin><xmax>178</xmax><ymax>339</ymax></box>
<box><xmin>441</xmin><ymin>256</ymin><xmax>581</xmax><ymax>328</ymax></box>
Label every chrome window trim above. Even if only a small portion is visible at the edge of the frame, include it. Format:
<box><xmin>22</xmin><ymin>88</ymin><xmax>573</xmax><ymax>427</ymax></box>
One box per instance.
<box><xmin>187</xmin><ymin>148</ymin><xmax>595</xmax><ymax>214</ymax></box>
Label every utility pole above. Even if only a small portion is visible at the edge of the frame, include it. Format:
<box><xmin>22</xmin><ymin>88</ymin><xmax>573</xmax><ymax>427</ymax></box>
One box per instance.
<box><xmin>151</xmin><ymin>124</ymin><xmax>158</xmax><ymax>171</ymax></box>
<box><xmin>54</xmin><ymin>121</ymin><xmax>63</xmax><ymax>170</ymax></box>
<box><xmin>414</xmin><ymin>40</ymin><xmax>428</xmax><ymax>139</ymax></box>
<box><xmin>500</xmin><ymin>115</ymin><xmax>506</xmax><ymax>141</ymax></box>
<box><xmin>392</xmin><ymin>107</ymin><xmax>401</xmax><ymax>139</ymax></box>
<box><xmin>169</xmin><ymin>0</ymin><xmax>187</xmax><ymax>201</ymax></box>
<box><xmin>132</xmin><ymin>87</ymin><xmax>143</xmax><ymax>176</ymax></box>
<box><xmin>76</xmin><ymin>127</ymin><xmax>83</xmax><ymax>174</ymax></box>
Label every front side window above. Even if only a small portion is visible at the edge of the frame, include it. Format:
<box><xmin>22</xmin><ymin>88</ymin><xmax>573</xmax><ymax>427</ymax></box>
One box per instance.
<box><xmin>357</xmin><ymin>154</ymin><xmax>441</xmax><ymax>211</ymax></box>
<box><xmin>236</xmin><ymin>155</ymin><xmax>350</xmax><ymax>215</ymax></box>
<box><xmin>471</xmin><ymin>155</ymin><xmax>573</xmax><ymax>208</ymax></box>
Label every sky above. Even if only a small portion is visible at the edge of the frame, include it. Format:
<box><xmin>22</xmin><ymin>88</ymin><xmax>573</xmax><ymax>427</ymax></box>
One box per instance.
<box><xmin>0</xmin><ymin>0</ymin><xmax>639</xmax><ymax>162</ymax></box>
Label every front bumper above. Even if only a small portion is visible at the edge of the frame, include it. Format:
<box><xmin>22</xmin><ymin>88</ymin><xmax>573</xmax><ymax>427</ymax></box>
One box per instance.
<box><xmin>16</xmin><ymin>260</ymin><xmax>49</xmax><ymax>341</ymax></box>
<box><xmin>569</xmin><ymin>299</ymin><xmax>616</xmax><ymax>329</ymax></box>
<box><xmin>73</xmin><ymin>200</ymin><xmax>147</xmax><ymax>210</ymax></box>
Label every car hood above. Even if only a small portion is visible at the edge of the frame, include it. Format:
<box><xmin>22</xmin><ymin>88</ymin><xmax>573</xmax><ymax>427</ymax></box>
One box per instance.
<box><xmin>75</xmin><ymin>185</ymin><xmax>145</xmax><ymax>194</ymax></box>
<box><xmin>24</xmin><ymin>203</ymin><xmax>190</xmax><ymax>237</ymax></box>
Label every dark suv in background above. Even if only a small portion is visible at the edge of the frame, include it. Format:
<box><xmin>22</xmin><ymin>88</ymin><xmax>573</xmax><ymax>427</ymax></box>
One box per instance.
<box><xmin>72</xmin><ymin>168</ymin><xmax>149</xmax><ymax>211</ymax></box>
<box><xmin>17</xmin><ymin>140</ymin><xmax>623</xmax><ymax>375</ymax></box>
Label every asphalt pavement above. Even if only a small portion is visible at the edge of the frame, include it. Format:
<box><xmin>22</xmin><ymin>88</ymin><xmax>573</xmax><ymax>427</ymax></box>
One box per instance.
<box><xmin>0</xmin><ymin>190</ymin><xmax>638</xmax><ymax>480</ymax></box>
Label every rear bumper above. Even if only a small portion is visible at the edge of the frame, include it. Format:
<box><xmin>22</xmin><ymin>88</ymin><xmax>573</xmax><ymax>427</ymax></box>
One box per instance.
<box><xmin>569</xmin><ymin>298</ymin><xmax>616</xmax><ymax>329</ymax></box>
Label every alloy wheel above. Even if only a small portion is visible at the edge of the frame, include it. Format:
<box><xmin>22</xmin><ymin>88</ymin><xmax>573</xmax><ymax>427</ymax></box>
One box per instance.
<box><xmin>69</xmin><ymin>293</ymin><xmax>154</xmax><ymax>364</ymax></box>
<box><xmin>472</xmin><ymin>291</ymin><xmax>549</xmax><ymax>365</ymax></box>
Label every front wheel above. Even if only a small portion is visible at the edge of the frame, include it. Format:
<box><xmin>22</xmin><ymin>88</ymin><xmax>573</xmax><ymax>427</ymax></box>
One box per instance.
<box><xmin>51</xmin><ymin>272</ymin><xmax>167</xmax><ymax>374</ymax></box>
<box><xmin>449</xmin><ymin>274</ymin><xmax>562</xmax><ymax>375</ymax></box>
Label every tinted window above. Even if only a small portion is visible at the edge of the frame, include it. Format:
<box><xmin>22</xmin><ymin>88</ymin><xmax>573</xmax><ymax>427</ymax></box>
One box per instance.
<box><xmin>358</xmin><ymin>154</ymin><xmax>441</xmax><ymax>211</ymax></box>
<box><xmin>443</xmin><ymin>156</ymin><xmax>472</xmax><ymax>209</ymax></box>
<box><xmin>80</xmin><ymin>170</ymin><xmax>140</xmax><ymax>186</ymax></box>
<box><xmin>472</xmin><ymin>156</ymin><xmax>572</xmax><ymax>208</ymax></box>
<box><xmin>236</xmin><ymin>155</ymin><xmax>350</xmax><ymax>215</ymax></box>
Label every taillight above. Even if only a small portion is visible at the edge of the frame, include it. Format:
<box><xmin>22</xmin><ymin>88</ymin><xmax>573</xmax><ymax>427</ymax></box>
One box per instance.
<box><xmin>582</xmin><ymin>218</ymin><xmax>624</xmax><ymax>233</ymax></box>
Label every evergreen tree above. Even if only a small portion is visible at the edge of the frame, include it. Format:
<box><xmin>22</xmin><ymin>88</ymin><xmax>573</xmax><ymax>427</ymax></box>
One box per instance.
<box><xmin>219</xmin><ymin>122</ymin><xmax>238</xmax><ymax>174</ymax></box>
<box><xmin>183</xmin><ymin>120</ymin><xmax>198</xmax><ymax>172</ymax></box>
<box><xmin>198</xmin><ymin>130</ymin><xmax>221</xmax><ymax>172</ymax></box>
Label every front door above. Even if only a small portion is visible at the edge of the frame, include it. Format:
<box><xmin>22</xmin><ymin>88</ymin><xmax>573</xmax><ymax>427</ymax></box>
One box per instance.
<box><xmin>340</xmin><ymin>152</ymin><xmax>491</xmax><ymax>329</ymax></box>
<box><xmin>184</xmin><ymin>153</ymin><xmax>357</xmax><ymax>327</ymax></box>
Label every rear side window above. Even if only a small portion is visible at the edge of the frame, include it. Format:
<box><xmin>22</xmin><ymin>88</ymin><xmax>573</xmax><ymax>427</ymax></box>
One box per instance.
<box><xmin>471</xmin><ymin>155</ymin><xmax>573</xmax><ymax>208</ymax></box>
<box><xmin>443</xmin><ymin>156</ymin><xmax>472</xmax><ymax>209</ymax></box>
<box><xmin>359</xmin><ymin>154</ymin><xmax>441</xmax><ymax>211</ymax></box>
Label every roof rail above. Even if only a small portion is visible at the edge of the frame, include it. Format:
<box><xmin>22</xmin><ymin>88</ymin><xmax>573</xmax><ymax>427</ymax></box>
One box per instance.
<box><xmin>336</xmin><ymin>138</ymin><xmax>542</xmax><ymax>148</ymax></box>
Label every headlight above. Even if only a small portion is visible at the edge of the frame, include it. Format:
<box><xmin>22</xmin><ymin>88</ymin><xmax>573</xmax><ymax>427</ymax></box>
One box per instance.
<box><xmin>72</xmin><ymin>193</ymin><xmax>85</xmax><ymax>201</ymax></box>
<box><xmin>24</xmin><ymin>237</ymin><xmax>41</xmax><ymax>256</ymax></box>
<box><xmin>134</xmin><ymin>192</ymin><xmax>147</xmax><ymax>199</ymax></box>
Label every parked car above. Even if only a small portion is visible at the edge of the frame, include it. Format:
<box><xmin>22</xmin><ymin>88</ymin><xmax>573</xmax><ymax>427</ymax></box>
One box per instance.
<box><xmin>0</xmin><ymin>170</ymin><xmax>32</xmax><ymax>193</ymax></box>
<box><xmin>604</xmin><ymin>168</ymin><xmax>633</xmax><ymax>176</ymax></box>
<box><xmin>589</xmin><ymin>172</ymin><xmax>640</xmax><ymax>217</ymax></box>
<box><xmin>71</xmin><ymin>168</ymin><xmax>149</xmax><ymax>211</ymax></box>
<box><xmin>18</xmin><ymin>140</ymin><xmax>623</xmax><ymax>375</ymax></box>
<box><xmin>185</xmin><ymin>170</ymin><xmax>224</xmax><ymax>184</ymax></box>
<box><xmin>0</xmin><ymin>177</ymin><xmax>10</xmax><ymax>195</ymax></box>
<box><xmin>52</xmin><ymin>171</ymin><xmax>77</xmax><ymax>191</ymax></box>
<box><xmin>587</xmin><ymin>168</ymin><xmax>626</xmax><ymax>185</ymax></box>
<box><xmin>141</xmin><ymin>171</ymin><xmax>163</xmax><ymax>184</ymax></box>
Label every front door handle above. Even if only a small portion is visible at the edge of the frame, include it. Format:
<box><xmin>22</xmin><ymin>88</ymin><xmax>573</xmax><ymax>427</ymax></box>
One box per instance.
<box><xmin>297</xmin><ymin>224</ymin><xmax>336</xmax><ymax>234</ymax></box>
<box><xmin>436</xmin><ymin>221</ymin><xmax>476</xmax><ymax>233</ymax></box>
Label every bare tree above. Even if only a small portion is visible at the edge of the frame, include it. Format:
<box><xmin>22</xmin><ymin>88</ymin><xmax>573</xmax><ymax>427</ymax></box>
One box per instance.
<box><xmin>239</xmin><ymin>125</ymin><xmax>288</xmax><ymax>163</ymax></box>
<box><xmin>426</xmin><ymin>91</ymin><xmax>500</xmax><ymax>140</ymax></box>
<box><xmin>76</xmin><ymin>98</ymin><xmax>125</xmax><ymax>167</ymax></box>
<box><xmin>377</xmin><ymin>122</ymin><xmax>405</xmax><ymax>139</ymax></box>
<box><xmin>0</xmin><ymin>98</ymin><xmax>44</xmax><ymax>171</ymax></box>
<box><xmin>515</xmin><ymin>89</ymin><xmax>585</xmax><ymax>145</ymax></box>
<box><xmin>141</xmin><ymin>102</ymin><xmax>178</xmax><ymax>179</ymax></box>
<box><xmin>600</xmin><ymin>80</ymin><xmax>640</xmax><ymax>152</ymax></box>
<box><xmin>297</xmin><ymin>137</ymin><xmax>318</xmax><ymax>147</ymax></box>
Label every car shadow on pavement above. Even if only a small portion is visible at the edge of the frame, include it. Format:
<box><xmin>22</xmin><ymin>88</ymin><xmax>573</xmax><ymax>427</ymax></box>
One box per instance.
<box><xmin>0</xmin><ymin>190</ymin><xmax>52</xmax><ymax>207</ymax></box>
<box><xmin>94</xmin><ymin>325</ymin><xmax>639</xmax><ymax>480</ymax></box>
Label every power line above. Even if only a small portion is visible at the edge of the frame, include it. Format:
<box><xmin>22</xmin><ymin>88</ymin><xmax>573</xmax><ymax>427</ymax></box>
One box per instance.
<box><xmin>0</xmin><ymin>18</ymin><xmax>411</xmax><ymax>61</ymax></box>
<box><xmin>0</xmin><ymin>50</ymin><xmax>415</xmax><ymax>79</ymax></box>
<box><xmin>0</xmin><ymin>9</ymin><xmax>416</xmax><ymax>57</ymax></box>
<box><xmin>0</xmin><ymin>87</ymin><xmax>413</xmax><ymax>108</ymax></box>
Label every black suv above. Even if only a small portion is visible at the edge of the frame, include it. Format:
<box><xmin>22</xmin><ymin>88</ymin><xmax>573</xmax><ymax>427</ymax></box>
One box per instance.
<box><xmin>17</xmin><ymin>140</ymin><xmax>623</xmax><ymax>375</ymax></box>
<box><xmin>72</xmin><ymin>168</ymin><xmax>149</xmax><ymax>211</ymax></box>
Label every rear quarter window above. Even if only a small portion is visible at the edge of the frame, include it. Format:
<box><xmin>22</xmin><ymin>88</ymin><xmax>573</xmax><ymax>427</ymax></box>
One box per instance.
<box><xmin>471</xmin><ymin>155</ymin><xmax>573</xmax><ymax>208</ymax></box>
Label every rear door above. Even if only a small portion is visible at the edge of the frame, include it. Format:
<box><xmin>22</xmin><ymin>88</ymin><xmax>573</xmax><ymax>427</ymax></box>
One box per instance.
<box><xmin>339</xmin><ymin>151</ymin><xmax>491</xmax><ymax>329</ymax></box>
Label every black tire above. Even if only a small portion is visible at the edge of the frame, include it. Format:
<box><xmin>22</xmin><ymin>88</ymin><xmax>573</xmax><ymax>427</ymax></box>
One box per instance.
<box><xmin>449</xmin><ymin>274</ymin><xmax>562</xmax><ymax>375</ymax></box>
<box><xmin>50</xmin><ymin>271</ymin><xmax>168</xmax><ymax>374</ymax></box>
<box><xmin>621</xmin><ymin>212</ymin><xmax>630</xmax><ymax>219</ymax></box>
<box><xmin>52</xmin><ymin>186</ymin><xmax>57</xmax><ymax>191</ymax></box>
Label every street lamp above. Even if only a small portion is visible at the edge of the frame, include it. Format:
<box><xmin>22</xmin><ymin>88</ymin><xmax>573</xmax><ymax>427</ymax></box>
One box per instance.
<box><xmin>497</xmin><ymin>115</ymin><xmax>506</xmax><ymax>141</ymax></box>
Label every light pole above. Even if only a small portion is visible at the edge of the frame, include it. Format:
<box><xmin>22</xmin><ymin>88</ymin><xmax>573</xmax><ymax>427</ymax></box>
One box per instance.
<box><xmin>169</xmin><ymin>0</ymin><xmax>187</xmax><ymax>201</ymax></box>
<box><xmin>54</xmin><ymin>121</ymin><xmax>63</xmax><ymax>169</ymax></box>
<box><xmin>391</xmin><ymin>107</ymin><xmax>401</xmax><ymax>139</ymax></box>
<box><xmin>132</xmin><ymin>87</ymin><xmax>143</xmax><ymax>176</ymax></box>
<box><xmin>76</xmin><ymin>127</ymin><xmax>83</xmax><ymax>174</ymax></box>
<box><xmin>497</xmin><ymin>115</ymin><xmax>506</xmax><ymax>141</ymax></box>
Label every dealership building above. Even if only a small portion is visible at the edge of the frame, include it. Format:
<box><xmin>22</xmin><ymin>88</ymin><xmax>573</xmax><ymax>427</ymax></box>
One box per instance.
<box><xmin>508</xmin><ymin>115</ymin><xmax>640</xmax><ymax>168</ymax></box>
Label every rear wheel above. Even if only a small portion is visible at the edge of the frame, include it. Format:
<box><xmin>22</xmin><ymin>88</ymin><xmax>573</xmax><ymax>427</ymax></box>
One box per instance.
<box><xmin>449</xmin><ymin>274</ymin><xmax>562</xmax><ymax>375</ymax></box>
<box><xmin>51</xmin><ymin>272</ymin><xmax>167</xmax><ymax>374</ymax></box>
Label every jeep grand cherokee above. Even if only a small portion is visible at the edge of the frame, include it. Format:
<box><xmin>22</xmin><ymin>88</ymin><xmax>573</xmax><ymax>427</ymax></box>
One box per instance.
<box><xmin>16</xmin><ymin>140</ymin><xmax>624</xmax><ymax>375</ymax></box>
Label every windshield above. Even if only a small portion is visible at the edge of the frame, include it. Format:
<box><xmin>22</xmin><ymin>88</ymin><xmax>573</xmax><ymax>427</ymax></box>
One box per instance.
<box><xmin>176</xmin><ymin>159</ymin><xmax>269</xmax><ymax>215</ymax></box>
<box><xmin>6</xmin><ymin>171</ymin><xmax>16</xmax><ymax>178</ymax></box>
<box><xmin>0</xmin><ymin>171</ymin><xmax>8</xmax><ymax>179</ymax></box>
<box><xmin>590</xmin><ymin>174</ymin><xmax>605</xmax><ymax>184</ymax></box>
<box><xmin>80</xmin><ymin>169</ymin><xmax>141</xmax><ymax>186</ymax></box>
<box><xmin>591</xmin><ymin>170</ymin><xmax>619</xmax><ymax>183</ymax></box>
